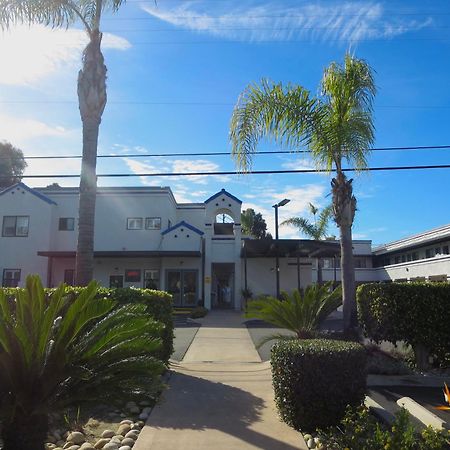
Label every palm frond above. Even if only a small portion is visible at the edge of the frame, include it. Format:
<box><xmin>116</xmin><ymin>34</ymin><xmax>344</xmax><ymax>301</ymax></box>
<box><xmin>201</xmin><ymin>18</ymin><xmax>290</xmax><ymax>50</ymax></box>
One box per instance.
<box><xmin>230</xmin><ymin>79</ymin><xmax>320</xmax><ymax>172</ymax></box>
<box><xmin>281</xmin><ymin>217</ymin><xmax>319</xmax><ymax>239</ymax></box>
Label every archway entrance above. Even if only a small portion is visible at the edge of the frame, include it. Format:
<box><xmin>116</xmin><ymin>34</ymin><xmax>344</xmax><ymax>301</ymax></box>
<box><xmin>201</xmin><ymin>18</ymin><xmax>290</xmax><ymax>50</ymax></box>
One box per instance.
<box><xmin>211</xmin><ymin>263</ymin><xmax>235</xmax><ymax>309</ymax></box>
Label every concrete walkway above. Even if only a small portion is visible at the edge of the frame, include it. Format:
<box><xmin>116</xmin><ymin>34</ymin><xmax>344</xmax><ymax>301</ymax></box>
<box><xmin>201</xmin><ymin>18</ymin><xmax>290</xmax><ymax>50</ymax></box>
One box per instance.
<box><xmin>135</xmin><ymin>311</ymin><xmax>306</xmax><ymax>450</ymax></box>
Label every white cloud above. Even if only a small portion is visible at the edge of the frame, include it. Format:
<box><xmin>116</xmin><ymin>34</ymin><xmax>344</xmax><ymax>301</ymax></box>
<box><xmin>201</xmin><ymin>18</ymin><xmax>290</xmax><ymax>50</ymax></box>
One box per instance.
<box><xmin>0</xmin><ymin>113</ymin><xmax>68</xmax><ymax>145</ymax></box>
<box><xmin>0</xmin><ymin>24</ymin><xmax>130</xmax><ymax>86</ymax></box>
<box><xmin>25</xmin><ymin>158</ymin><xmax>81</xmax><ymax>188</ymax></box>
<box><xmin>142</xmin><ymin>1</ymin><xmax>432</xmax><ymax>45</ymax></box>
<box><xmin>242</xmin><ymin>183</ymin><xmax>329</xmax><ymax>238</ymax></box>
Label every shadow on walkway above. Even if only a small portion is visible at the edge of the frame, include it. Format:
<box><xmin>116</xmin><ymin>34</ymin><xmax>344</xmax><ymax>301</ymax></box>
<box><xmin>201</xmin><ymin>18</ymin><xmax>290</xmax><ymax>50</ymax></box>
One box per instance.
<box><xmin>140</xmin><ymin>371</ymin><xmax>301</xmax><ymax>449</ymax></box>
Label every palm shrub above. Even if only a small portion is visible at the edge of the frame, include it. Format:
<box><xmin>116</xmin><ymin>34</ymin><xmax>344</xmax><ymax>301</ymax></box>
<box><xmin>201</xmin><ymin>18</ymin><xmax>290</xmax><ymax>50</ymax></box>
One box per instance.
<box><xmin>0</xmin><ymin>275</ymin><xmax>165</xmax><ymax>450</ymax></box>
<box><xmin>245</xmin><ymin>282</ymin><xmax>342</xmax><ymax>345</ymax></box>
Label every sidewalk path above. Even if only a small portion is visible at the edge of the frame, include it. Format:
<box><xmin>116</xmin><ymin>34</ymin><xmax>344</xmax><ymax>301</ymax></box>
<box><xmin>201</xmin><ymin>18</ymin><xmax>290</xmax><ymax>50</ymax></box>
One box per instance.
<box><xmin>134</xmin><ymin>311</ymin><xmax>306</xmax><ymax>450</ymax></box>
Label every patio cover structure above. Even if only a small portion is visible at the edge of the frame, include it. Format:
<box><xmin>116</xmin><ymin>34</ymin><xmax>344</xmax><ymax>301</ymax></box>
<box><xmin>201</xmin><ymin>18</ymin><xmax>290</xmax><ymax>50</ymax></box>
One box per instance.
<box><xmin>241</xmin><ymin>239</ymin><xmax>341</xmax><ymax>291</ymax></box>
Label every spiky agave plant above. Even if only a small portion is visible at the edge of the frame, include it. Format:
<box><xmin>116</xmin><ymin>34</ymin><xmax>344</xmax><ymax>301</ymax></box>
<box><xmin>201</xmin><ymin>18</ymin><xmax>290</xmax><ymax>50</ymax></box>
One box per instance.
<box><xmin>0</xmin><ymin>275</ymin><xmax>164</xmax><ymax>450</ymax></box>
<box><xmin>245</xmin><ymin>282</ymin><xmax>342</xmax><ymax>347</ymax></box>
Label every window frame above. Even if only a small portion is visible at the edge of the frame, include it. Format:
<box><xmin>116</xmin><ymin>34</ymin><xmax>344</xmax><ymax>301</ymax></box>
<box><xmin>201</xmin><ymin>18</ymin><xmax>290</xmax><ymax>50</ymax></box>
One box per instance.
<box><xmin>127</xmin><ymin>217</ymin><xmax>143</xmax><ymax>230</ymax></box>
<box><xmin>2</xmin><ymin>269</ymin><xmax>21</xmax><ymax>287</ymax></box>
<box><xmin>144</xmin><ymin>269</ymin><xmax>160</xmax><ymax>289</ymax></box>
<box><xmin>2</xmin><ymin>216</ymin><xmax>30</xmax><ymax>237</ymax></box>
<box><xmin>125</xmin><ymin>269</ymin><xmax>142</xmax><ymax>283</ymax></box>
<box><xmin>145</xmin><ymin>217</ymin><xmax>161</xmax><ymax>230</ymax></box>
<box><xmin>58</xmin><ymin>217</ymin><xmax>75</xmax><ymax>231</ymax></box>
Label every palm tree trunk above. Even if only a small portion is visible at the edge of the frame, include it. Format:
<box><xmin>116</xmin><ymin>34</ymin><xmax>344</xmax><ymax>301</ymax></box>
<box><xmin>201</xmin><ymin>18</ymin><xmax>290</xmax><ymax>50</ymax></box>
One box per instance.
<box><xmin>332</xmin><ymin>172</ymin><xmax>357</xmax><ymax>331</ymax></box>
<box><xmin>75</xmin><ymin>31</ymin><xmax>107</xmax><ymax>286</ymax></box>
<box><xmin>2</xmin><ymin>413</ymin><xmax>48</xmax><ymax>450</ymax></box>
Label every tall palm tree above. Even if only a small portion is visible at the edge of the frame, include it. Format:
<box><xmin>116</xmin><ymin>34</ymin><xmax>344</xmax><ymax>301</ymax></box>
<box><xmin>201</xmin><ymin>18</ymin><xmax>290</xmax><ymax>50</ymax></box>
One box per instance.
<box><xmin>281</xmin><ymin>203</ymin><xmax>333</xmax><ymax>240</ymax></box>
<box><xmin>230</xmin><ymin>53</ymin><xmax>376</xmax><ymax>331</ymax></box>
<box><xmin>281</xmin><ymin>203</ymin><xmax>333</xmax><ymax>284</ymax></box>
<box><xmin>0</xmin><ymin>0</ymin><xmax>127</xmax><ymax>285</ymax></box>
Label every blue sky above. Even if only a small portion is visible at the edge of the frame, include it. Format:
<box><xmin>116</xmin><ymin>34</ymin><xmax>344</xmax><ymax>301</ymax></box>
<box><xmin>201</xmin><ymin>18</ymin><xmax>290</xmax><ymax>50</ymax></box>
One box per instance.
<box><xmin>1</xmin><ymin>0</ymin><xmax>449</xmax><ymax>245</ymax></box>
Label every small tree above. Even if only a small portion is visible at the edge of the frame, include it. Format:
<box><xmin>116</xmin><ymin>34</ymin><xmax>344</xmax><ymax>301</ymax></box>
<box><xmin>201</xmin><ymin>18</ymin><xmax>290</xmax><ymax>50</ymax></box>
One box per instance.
<box><xmin>0</xmin><ymin>141</ymin><xmax>27</xmax><ymax>189</ymax></box>
<box><xmin>241</xmin><ymin>208</ymin><xmax>271</xmax><ymax>239</ymax></box>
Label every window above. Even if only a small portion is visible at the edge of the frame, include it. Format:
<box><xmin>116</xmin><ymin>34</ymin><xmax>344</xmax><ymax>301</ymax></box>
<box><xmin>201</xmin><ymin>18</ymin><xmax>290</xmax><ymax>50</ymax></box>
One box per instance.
<box><xmin>145</xmin><ymin>217</ymin><xmax>161</xmax><ymax>230</ymax></box>
<box><xmin>443</xmin><ymin>245</ymin><xmax>449</xmax><ymax>255</ymax></box>
<box><xmin>144</xmin><ymin>270</ymin><xmax>160</xmax><ymax>289</ymax></box>
<box><xmin>412</xmin><ymin>252</ymin><xmax>419</xmax><ymax>261</ymax></box>
<box><xmin>354</xmin><ymin>257</ymin><xmax>367</xmax><ymax>269</ymax></box>
<box><xmin>127</xmin><ymin>218</ymin><xmax>143</xmax><ymax>230</ymax></box>
<box><xmin>425</xmin><ymin>249</ymin><xmax>433</xmax><ymax>258</ymax></box>
<box><xmin>125</xmin><ymin>269</ymin><xmax>141</xmax><ymax>282</ymax></box>
<box><xmin>64</xmin><ymin>269</ymin><xmax>74</xmax><ymax>285</ymax></box>
<box><xmin>2</xmin><ymin>269</ymin><xmax>20</xmax><ymax>287</ymax></box>
<box><xmin>401</xmin><ymin>255</ymin><xmax>406</xmax><ymax>263</ymax></box>
<box><xmin>435</xmin><ymin>247</ymin><xmax>442</xmax><ymax>255</ymax></box>
<box><xmin>109</xmin><ymin>275</ymin><xmax>123</xmax><ymax>288</ymax></box>
<box><xmin>59</xmin><ymin>218</ymin><xmax>75</xmax><ymax>231</ymax></box>
<box><xmin>2</xmin><ymin>216</ymin><xmax>29</xmax><ymax>237</ymax></box>
<box><xmin>394</xmin><ymin>256</ymin><xmax>401</xmax><ymax>264</ymax></box>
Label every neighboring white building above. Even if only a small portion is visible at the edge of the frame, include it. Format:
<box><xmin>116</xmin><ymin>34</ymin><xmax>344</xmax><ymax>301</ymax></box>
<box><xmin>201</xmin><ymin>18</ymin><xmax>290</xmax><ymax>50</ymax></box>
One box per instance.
<box><xmin>0</xmin><ymin>183</ymin><xmax>448</xmax><ymax>309</ymax></box>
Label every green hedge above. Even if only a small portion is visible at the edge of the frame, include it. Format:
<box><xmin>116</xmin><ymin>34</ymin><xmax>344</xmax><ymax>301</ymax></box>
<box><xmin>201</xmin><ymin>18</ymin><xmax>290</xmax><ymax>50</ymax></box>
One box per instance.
<box><xmin>271</xmin><ymin>339</ymin><xmax>367</xmax><ymax>431</ymax></box>
<box><xmin>357</xmin><ymin>283</ymin><xmax>450</xmax><ymax>367</ymax></box>
<box><xmin>1</xmin><ymin>285</ymin><xmax>174</xmax><ymax>363</ymax></box>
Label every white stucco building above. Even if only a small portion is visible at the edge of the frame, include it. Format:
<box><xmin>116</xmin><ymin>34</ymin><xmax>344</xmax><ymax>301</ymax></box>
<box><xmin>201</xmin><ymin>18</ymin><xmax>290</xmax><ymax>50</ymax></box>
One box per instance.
<box><xmin>1</xmin><ymin>182</ymin><xmax>448</xmax><ymax>309</ymax></box>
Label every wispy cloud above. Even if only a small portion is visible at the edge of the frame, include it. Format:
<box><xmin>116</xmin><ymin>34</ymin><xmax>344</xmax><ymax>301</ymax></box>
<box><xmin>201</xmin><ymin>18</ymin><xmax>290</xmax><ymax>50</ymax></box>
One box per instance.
<box><xmin>0</xmin><ymin>113</ymin><xmax>69</xmax><ymax>145</ymax></box>
<box><xmin>142</xmin><ymin>1</ymin><xmax>432</xmax><ymax>44</ymax></box>
<box><xmin>0</xmin><ymin>24</ymin><xmax>130</xmax><ymax>86</ymax></box>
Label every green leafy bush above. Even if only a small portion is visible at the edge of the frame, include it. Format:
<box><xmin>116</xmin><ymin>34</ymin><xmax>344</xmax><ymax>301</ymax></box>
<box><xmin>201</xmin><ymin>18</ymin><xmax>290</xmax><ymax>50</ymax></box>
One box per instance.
<box><xmin>2</xmin><ymin>285</ymin><xmax>174</xmax><ymax>363</ymax></box>
<box><xmin>318</xmin><ymin>405</ymin><xmax>450</xmax><ymax>450</ymax></box>
<box><xmin>0</xmin><ymin>276</ymin><xmax>165</xmax><ymax>450</ymax></box>
<box><xmin>357</xmin><ymin>283</ymin><xmax>450</xmax><ymax>368</ymax></box>
<box><xmin>190</xmin><ymin>306</ymin><xmax>208</xmax><ymax>319</ymax></box>
<box><xmin>246</xmin><ymin>282</ymin><xmax>342</xmax><ymax>344</ymax></box>
<box><xmin>270</xmin><ymin>339</ymin><xmax>366</xmax><ymax>431</ymax></box>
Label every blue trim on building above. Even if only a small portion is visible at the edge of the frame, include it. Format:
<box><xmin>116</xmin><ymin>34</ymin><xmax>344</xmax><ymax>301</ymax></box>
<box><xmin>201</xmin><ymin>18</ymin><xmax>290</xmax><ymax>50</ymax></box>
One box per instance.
<box><xmin>0</xmin><ymin>182</ymin><xmax>57</xmax><ymax>205</ymax></box>
<box><xmin>161</xmin><ymin>220</ymin><xmax>204</xmax><ymax>236</ymax></box>
<box><xmin>204</xmin><ymin>188</ymin><xmax>242</xmax><ymax>205</ymax></box>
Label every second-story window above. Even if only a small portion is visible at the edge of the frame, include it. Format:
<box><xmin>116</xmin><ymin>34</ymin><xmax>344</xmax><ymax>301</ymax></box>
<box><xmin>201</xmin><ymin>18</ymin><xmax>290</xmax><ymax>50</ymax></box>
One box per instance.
<box><xmin>145</xmin><ymin>217</ymin><xmax>161</xmax><ymax>230</ymax></box>
<box><xmin>127</xmin><ymin>218</ymin><xmax>143</xmax><ymax>230</ymax></box>
<box><xmin>59</xmin><ymin>218</ymin><xmax>75</xmax><ymax>231</ymax></box>
<box><xmin>2</xmin><ymin>216</ymin><xmax>29</xmax><ymax>237</ymax></box>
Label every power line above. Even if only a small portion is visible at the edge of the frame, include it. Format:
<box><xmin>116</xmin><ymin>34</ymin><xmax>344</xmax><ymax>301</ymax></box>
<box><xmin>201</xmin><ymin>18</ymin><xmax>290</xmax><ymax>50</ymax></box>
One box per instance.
<box><xmin>12</xmin><ymin>164</ymin><xmax>450</xmax><ymax>179</ymax></box>
<box><xmin>16</xmin><ymin>145</ymin><xmax>450</xmax><ymax>160</ymax></box>
<box><xmin>1</xmin><ymin>99</ymin><xmax>450</xmax><ymax>109</ymax></box>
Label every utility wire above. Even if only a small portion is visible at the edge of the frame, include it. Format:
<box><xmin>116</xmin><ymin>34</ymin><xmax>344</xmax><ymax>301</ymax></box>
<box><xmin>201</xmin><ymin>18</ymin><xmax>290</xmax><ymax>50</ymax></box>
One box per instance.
<box><xmin>14</xmin><ymin>145</ymin><xmax>450</xmax><ymax>160</ymax></box>
<box><xmin>11</xmin><ymin>164</ymin><xmax>450</xmax><ymax>179</ymax></box>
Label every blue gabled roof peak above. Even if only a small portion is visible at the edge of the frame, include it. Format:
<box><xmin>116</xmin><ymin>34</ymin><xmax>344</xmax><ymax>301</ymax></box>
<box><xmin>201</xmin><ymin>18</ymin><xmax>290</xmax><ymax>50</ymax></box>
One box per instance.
<box><xmin>0</xmin><ymin>182</ymin><xmax>57</xmax><ymax>205</ymax></box>
<box><xmin>161</xmin><ymin>220</ymin><xmax>204</xmax><ymax>236</ymax></box>
<box><xmin>205</xmin><ymin>188</ymin><xmax>242</xmax><ymax>205</ymax></box>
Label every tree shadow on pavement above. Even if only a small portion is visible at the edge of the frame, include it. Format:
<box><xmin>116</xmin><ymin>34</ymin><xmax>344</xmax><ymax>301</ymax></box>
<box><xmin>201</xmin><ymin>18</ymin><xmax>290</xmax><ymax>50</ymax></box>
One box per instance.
<box><xmin>146</xmin><ymin>371</ymin><xmax>301</xmax><ymax>449</ymax></box>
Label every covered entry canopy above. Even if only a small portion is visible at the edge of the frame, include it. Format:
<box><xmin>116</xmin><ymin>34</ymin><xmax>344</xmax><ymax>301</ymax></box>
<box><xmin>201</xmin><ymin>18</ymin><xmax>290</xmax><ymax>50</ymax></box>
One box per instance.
<box><xmin>241</xmin><ymin>239</ymin><xmax>340</xmax><ymax>258</ymax></box>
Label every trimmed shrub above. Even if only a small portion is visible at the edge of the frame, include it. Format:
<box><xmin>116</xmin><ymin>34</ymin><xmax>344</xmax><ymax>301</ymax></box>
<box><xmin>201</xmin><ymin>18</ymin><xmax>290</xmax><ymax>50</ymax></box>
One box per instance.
<box><xmin>0</xmin><ymin>285</ymin><xmax>174</xmax><ymax>363</ymax></box>
<box><xmin>357</xmin><ymin>283</ymin><xmax>450</xmax><ymax>367</ymax></box>
<box><xmin>271</xmin><ymin>339</ymin><xmax>367</xmax><ymax>431</ymax></box>
<box><xmin>190</xmin><ymin>306</ymin><xmax>208</xmax><ymax>319</ymax></box>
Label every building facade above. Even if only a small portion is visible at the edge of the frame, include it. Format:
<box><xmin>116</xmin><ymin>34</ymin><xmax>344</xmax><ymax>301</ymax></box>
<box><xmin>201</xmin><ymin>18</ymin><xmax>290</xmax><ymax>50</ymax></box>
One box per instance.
<box><xmin>1</xmin><ymin>183</ymin><xmax>448</xmax><ymax>310</ymax></box>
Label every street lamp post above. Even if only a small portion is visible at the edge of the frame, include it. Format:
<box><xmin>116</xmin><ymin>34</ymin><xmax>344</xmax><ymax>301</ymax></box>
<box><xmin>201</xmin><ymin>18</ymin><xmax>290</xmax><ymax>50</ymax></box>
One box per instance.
<box><xmin>273</xmin><ymin>198</ymin><xmax>290</xmax><ymax>299</ymax></box>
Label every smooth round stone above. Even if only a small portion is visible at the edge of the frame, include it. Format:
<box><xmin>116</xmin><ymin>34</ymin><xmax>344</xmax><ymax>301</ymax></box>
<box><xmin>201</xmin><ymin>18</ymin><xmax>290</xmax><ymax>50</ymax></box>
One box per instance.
<box><xmin>119</xmin><ymin>447</ymin><xmax>131</xmax><ymax>450</ymax></box>
<box><xmin>303</xmin><ymin>434</ymin><xmax>312</xmax><ymax>441</ymax></box>
<box><xmin>63</xmin><ymin>444</ymin><xmax>74</xmax><ymax>449</ymax></box>
<box><xmin>125</xmin><ymin>401</ymin><xmax>137</xmax><ymax>409</ymax></box>
<box><xmin>46</xmin><ymin>444</ymin><xmax>56</xmax><ymax>450</ymax></box>
<box><xmin>67</xmin><ymin>432</ymin><xmax>85</xmax><ymax>445</ymax></box>
<box><xmin>54</xmin><ymin>448</ymin><xmax>64</xmax><ymax>450</ymax></box>
<box><xmin>141</xmin><ymin>407</ymin><xmax>152</xmax><ymax>415</ymax></box>
<box><xmin>124</xmin><ymin>431</ymin><xmax>139</xmax><ymax>440</ymax></box>
<box><xmin>131</xmin><ymin>424</ymin><xmax>141</xmax><ymax>431</ymax></box>
<box><xmin>119</xmin><ymin>420</ymin><xmax>133</xmax><ymax>426</ymax></box>
<box><xmin>101</xmin><ymin>430</ymin><xmax>115</xmax><ymax>439</ymax></box>
<box><xmin>110</xmin><ymin>437</ymin><xmax>122</xmax><ymax>444</ymax></box>
<box><xmin>47</xmin><ymin>435</ymin><xmax>57</xmax><ymax>444</ymax></box>
<box><xmin>116</xmin><ymin>424</ymin><xmax>131</xmax><ymax>436</ymax></box>
<box><xmin>67</xmin><ymin>446</ymin><xmax>81</xmax><ymax>450</ymax></box>
<box><xmin>128</xmin><ymin>406</ymin><xmax>140</xmax><ymax>414</ymax></box>
<box><xmin>102</xmin><ymin>444</ymin><xmax>119</xmax><ymax>450</ymax></box>
<box><xmin>139</xmin><ymin>400</ymin><xmax>150</xmax><ymax>406</ymax></box>
<box><xmin>79</xmin><ymin>444</ymin><xmax>95</xmax><ymax>450</ymax></box>
<box><xmin>307</xmin><ymin>438</ymin><xmax>316</xmax><ymax>449</ymax></box>
<box><xmin>136</xmin><ymin>421</ymin><xmax>145</xmax><ymax>428</ymax></box>
<box><xmin>112</xmin><ymin>435</ymin><xmax>124</xmax><ymax>442</ymax></box>
<box><xmin>119</xmin><ymin>413</ymin><xmax>126</xmax><ymax>418</ymax></box>
<box><xmin>94</xmin><ymin>439</ymin><xmax>110</xmax><ymax>449</ymax></box>
<box><xmin>57</xmin><ymin>442</ymin><xmax>66</xmax><ymax>448</ymax></box>
<box><xmin>120</xmin><ymin>438</ymin><xmax>135</xmax><ymax>447</ymax></box>
<box><xmin>138</xmin><ymin>412</ymin><xmax>148</xmax><ymax>421</ymax></box>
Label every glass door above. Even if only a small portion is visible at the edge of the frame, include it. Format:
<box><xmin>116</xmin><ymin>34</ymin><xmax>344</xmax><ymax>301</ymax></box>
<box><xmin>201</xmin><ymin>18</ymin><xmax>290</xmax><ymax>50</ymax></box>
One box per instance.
<box><xmin>166</xmin><ymin>270</ymin><xmax>198</xmax><ymax>306</ymax></box>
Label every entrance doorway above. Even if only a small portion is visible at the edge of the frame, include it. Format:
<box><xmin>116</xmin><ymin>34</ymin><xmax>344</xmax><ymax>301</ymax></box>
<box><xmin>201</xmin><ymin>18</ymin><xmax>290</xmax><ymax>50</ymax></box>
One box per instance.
<box><xmin>166</xmin><ymin>270</ymin><xmax>198</xmax><ymax>307</ymax></box>
<box><xmin>211</xmin><ymin>263</ymin><xmax>235</xmax><ymax>309</ymax></box>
